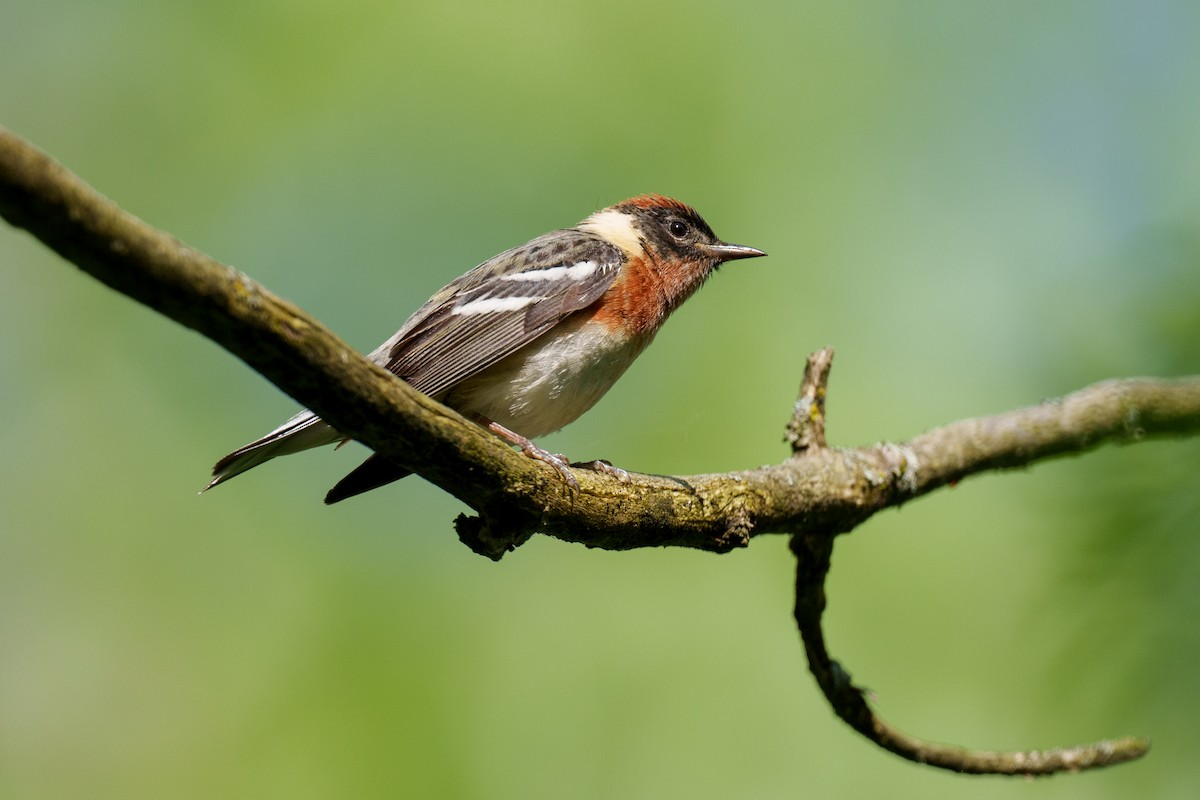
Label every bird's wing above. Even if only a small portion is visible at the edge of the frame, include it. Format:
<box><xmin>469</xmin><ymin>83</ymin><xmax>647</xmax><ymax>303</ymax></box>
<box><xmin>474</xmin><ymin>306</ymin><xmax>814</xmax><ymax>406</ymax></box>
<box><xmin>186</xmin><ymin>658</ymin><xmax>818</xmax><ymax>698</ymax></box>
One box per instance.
<box><xmin>379</xmin><ymin>230</ymin><xmax>625</xmax><ymax>398</ymax></box>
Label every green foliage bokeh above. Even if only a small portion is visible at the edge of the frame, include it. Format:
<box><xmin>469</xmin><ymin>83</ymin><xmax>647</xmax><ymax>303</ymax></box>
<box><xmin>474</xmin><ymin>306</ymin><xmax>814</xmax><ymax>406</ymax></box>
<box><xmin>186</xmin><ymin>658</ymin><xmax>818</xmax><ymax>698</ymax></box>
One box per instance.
<box><xmin>2</xmin><ymin>2</ymin><xmax>1199</xmax><ymax>798</ymax></box>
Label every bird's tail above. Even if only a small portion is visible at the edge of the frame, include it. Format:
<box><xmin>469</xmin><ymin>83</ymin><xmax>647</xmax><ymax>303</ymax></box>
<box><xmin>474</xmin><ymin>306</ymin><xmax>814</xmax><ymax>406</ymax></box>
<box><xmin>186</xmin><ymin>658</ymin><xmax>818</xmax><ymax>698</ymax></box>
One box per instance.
<box><xmin>205</xmin><ymin>410</ymin><xmax>341</xmax><ymax>491</ymax></box>
<box><xmin>324</xmin><ymin>454</ymin><xmax>413</xmax><ymax>504</ymax></box>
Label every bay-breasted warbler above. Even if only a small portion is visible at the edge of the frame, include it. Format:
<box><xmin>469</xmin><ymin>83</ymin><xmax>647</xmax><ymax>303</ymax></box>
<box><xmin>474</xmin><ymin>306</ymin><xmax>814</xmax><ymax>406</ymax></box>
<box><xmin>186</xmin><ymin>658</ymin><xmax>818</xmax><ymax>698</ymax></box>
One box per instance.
<box><xmin>207</xmin><ymin>194</ymin><xmax>765</xmax><ymax>502</ymax></box>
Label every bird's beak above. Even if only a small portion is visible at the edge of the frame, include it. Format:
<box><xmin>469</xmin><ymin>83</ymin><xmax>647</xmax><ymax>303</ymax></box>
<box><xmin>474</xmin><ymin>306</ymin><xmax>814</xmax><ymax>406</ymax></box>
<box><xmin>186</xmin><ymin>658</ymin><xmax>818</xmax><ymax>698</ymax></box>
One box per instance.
<box><xmin>702</xmin><ymin>242</ymin><xmax>767</xmax><ymax>262</ymax></box>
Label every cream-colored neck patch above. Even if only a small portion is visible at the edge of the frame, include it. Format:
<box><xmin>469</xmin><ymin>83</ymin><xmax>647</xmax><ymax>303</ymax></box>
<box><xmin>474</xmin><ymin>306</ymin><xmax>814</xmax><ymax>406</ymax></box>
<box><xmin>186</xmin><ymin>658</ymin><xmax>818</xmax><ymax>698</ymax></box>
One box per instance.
<box><xmin>579</xmin><ymin>208</ymin><xmax>642</xmax><ymax>257</ymax></box>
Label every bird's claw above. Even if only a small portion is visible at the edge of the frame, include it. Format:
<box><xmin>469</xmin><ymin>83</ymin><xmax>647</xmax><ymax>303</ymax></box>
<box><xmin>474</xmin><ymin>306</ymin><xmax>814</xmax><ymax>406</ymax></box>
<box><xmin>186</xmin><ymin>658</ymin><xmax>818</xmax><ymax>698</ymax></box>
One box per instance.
<box><xmin>572</xmin><ymin>459</ymin><xmax>631</xmax><ymax>482</ymax></box>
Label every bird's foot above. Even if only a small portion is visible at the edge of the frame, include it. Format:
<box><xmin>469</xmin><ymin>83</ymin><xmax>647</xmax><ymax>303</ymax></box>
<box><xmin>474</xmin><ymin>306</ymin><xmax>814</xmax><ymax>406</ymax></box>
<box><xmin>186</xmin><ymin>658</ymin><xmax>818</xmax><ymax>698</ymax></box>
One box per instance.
<box><xmin>484</xmin><ymin>422</ymin><xmax>631</xmax><ymax>489</ymax></box>
<box><xmin>486</xmin><ymin>421</ymin><xmax>579</xmax><ymax>490</ymax></box>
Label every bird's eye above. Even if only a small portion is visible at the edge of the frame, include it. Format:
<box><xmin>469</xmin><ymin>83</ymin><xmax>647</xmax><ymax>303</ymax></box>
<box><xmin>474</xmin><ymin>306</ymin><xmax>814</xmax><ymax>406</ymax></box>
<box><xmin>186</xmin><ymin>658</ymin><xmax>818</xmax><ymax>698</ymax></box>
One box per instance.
<box><xmin>668</xmin><ymin>219</ymin><xmax>689</xmax><ymax>239</ymax></box>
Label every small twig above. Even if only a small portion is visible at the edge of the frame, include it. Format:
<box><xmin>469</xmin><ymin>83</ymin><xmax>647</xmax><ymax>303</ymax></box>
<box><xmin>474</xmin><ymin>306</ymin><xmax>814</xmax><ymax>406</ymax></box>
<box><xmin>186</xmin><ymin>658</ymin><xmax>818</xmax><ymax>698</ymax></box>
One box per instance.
<box><xmin>786</xmin><ymin>347</ymin><xmax>834</xmax><ymax>453</ymax></box>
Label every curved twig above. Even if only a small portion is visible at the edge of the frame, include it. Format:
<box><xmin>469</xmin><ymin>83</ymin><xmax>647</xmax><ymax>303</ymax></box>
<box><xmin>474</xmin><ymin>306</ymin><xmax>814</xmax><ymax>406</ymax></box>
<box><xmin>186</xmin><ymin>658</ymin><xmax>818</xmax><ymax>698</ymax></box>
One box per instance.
<box><xmin>790</xmin><ymin>531</ymin><xmax>1150</xmax><ymax>774</ymax></box>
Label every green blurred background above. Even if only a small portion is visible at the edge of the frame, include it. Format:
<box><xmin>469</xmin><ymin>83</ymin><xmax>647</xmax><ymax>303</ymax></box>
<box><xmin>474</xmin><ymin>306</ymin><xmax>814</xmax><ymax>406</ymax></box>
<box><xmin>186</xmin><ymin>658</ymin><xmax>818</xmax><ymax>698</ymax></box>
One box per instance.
<box><xmin>2</xmin><ymin>1</ymin><xmax>1199</xmax><ymax>797</ymax></box>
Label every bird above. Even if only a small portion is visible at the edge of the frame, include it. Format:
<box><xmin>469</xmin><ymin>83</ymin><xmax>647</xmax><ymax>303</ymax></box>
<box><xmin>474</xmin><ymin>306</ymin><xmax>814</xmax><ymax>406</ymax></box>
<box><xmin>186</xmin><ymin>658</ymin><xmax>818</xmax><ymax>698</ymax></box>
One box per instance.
<box><xmin>206</xmin><ymin>194</ymin><xmax>766</xmax><ymax>503</ymax></box>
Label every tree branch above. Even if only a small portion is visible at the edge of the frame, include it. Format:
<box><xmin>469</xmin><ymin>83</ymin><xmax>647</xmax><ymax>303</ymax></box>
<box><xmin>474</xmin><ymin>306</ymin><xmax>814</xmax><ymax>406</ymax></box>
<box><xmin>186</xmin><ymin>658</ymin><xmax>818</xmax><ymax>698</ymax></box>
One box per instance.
<box><xmin>0</xmin><ymin>124</ymin><xmax>1191</xmax><ymax>775</ymax></box>
<box><xmin>2</xmin><ymin>124</ymin><xmax>1198</xmax><ymax>557</ymax></box>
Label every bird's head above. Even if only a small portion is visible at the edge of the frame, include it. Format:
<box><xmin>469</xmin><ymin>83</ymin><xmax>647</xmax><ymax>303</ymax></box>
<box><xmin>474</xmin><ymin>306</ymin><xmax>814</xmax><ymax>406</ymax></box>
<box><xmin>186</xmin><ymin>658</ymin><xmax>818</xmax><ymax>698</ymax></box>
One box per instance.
<box><xmin>579</xmin><ymin>194</ymin><xmax>766</xmax><ymax>320</ymax></box>
<box><xmin>615</xmin><ymin>194</ymin><xmax>766</xmax><ymax>268</ymax></box>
